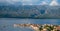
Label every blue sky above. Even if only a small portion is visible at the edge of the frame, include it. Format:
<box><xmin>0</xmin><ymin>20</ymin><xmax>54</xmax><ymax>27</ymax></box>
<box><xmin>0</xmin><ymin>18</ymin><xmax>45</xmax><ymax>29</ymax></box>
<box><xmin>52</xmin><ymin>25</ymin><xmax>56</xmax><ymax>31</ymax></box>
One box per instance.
<box><xmin>0</xmin><ymin>0</ymin><xmax>60</xmax><ymax>5</ymax></box>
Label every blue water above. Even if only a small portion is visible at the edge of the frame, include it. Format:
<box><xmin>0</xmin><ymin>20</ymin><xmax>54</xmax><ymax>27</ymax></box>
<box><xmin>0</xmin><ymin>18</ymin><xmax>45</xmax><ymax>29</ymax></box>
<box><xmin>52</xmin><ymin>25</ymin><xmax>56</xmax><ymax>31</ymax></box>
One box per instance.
<box><xmin>0</xmin><ymin>18</ymin><xmax>60</xmax><ymax>31</ymax></box>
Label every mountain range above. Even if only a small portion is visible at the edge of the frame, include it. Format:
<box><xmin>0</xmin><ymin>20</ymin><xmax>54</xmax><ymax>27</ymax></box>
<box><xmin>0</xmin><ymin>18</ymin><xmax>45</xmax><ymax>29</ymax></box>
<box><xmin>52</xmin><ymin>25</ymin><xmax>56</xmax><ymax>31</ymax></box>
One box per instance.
<box><xmin>0</xmin><ymin>4</ymin><xmax>60</xmax><ymax>19</ymax></box>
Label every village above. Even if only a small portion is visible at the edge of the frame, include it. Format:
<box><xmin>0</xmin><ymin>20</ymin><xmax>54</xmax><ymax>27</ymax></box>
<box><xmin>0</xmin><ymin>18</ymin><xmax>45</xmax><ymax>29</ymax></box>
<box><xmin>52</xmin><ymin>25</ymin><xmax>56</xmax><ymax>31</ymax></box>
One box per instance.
<box><xmin>14</xmin><ymin>24</ymin><xmax>60</xmax><ymax>31</ymax></box>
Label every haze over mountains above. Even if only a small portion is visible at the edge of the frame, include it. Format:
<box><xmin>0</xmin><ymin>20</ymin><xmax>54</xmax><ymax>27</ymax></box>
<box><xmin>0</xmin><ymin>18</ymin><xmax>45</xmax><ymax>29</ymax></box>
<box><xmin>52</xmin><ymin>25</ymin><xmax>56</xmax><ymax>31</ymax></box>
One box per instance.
<box><xmin>0</xmin><ymin>5</ymin><xmax>60</xmax><ymax>18</ymax></box>
<box><xmin>0</xmin><ymin>0</ymin><xmax>60</xmax><ymax>18</ymax></box>
<box><xmin>0</xmin><ymin>0</ymin><xmax>60</xmax><ymax>5</ymax></box>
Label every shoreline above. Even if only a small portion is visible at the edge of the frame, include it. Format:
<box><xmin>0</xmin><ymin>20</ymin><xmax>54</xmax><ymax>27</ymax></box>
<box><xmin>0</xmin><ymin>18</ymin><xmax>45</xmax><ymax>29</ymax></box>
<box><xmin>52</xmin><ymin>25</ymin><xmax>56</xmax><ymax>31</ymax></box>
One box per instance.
<box><xmin>14</xmin><ymin>24</ymin><xmax>60</xmax><ymax>31</ymax></box>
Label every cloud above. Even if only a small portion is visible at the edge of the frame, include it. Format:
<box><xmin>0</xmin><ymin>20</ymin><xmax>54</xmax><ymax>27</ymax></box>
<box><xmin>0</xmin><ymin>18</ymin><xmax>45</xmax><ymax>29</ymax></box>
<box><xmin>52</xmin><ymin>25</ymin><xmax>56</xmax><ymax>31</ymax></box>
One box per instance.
<box><xmin>0</xmin><ymin>0</ymin><xmax>22</xmax><ymax>4</ymax></box>
<box><xmin>49</xmin><ymin>0</ymin><xmax>58</xmax><ymax>6</ymax></box>
<box><xmin>7</xmin><ymin>0</ymin><xmax>22</xmax><ymax>4</ymax></box>
<box><xmin>22</xmin><ymin>0</ymin><xmax>32</xmax><ymax>3</ymax></box>
<box><xmin>0</xmin><ymin>0</ymin><xmax>59</xmax><ymax>5</ymax></box>
<box><xmin>12</xmin><ymin>0</ymin><xmax>22</xmax><ymax>2</ymax></box>
<box><xmin>0</xmin><ymin>0</ymin><xmax>49</xmax><ymax>5</ymax></box>
<box><xmin>22</xmin><ymin>3</ymin><xmax>33</xmax><ymax>5</ymax></box>
<box><xmin>41</xmin><ymin>1</ymin><xmax>47</xmax><ymax>5</ymax></box>
<box><xmin>22</xmin><ymin>0</ymin><xmax>41</xmax><ymax>5</ymax></box>
<box><xmin>0</xmin><ymin>0</ymin><xmax>6</xmax><ymax>2</ymax></box>
<box><xmin>22</xmin><ymin>0</ymin><xmax>32</xmax><ymax>5</ymax></box>
<box><xmin>23</xmin><ymin>0</ymin><xmax>31</xmax><ymax>2</ymax></box>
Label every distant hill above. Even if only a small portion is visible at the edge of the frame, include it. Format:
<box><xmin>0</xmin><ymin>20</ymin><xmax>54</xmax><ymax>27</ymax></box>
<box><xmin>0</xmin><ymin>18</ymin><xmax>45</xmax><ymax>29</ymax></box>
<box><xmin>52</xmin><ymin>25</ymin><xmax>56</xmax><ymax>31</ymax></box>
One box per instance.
<box><xmin>0</xmin><ymin>5</ymin><xmax>60</xmax><ymax>19</ymax></box>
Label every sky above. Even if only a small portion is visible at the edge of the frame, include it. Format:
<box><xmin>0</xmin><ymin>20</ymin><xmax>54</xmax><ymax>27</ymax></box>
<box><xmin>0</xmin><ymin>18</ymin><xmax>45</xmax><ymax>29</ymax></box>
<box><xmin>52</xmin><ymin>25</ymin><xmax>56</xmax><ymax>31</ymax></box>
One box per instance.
<box><xmin>0</xmin><ymin>0</ymin><xmax>60</xmax><ymax>6</ymax></box>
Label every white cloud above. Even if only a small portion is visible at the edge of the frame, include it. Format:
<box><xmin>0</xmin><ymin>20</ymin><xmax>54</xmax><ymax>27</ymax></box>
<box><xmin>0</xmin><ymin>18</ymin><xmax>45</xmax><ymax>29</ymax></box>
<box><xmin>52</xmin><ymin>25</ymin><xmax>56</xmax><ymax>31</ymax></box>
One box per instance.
<box><xmin>0</xmin><ymin>0</ymin><xmax>6</xmax><ymax>2</ymax></box>
<box><xmin>32</xmin><ymin>0</ymin><xmax>40</xmax><ymax>2</ymax></box>
<box><xmin>40</xmin><ymin>1</ymin><xmax>48</xmax><ymax>5</ymax></box>
<box><xmin>0</xmin><ymin>0</ymin><xmax>22</xmax><ymax>2</ymax></box>
<box><xmin>49</xmin><ymin>0</ymin><xmax>58</xmax><ymax>6</ymax></box>
<box><xmin>22</xmin><ymin>0</ymin><xmax>41</xmax><ymax>5</ymax></box>
<box><xmin>12</xmin><ymin>0</ymin><xmax>22</xmax><ymax>2</ymax></box>
<box><xmin>22</xmin><ymin>0</ymin><xmax>32</xmax><ymax>3</ymax></box>
<box><xmin>23</xmin><ymin>0</ymin><xmax>31</xmax><ymax>2</ymax></box>
<box><xmin>22</xmin><ymin>3</ymin><xmax>33</xmax><ymax>5</ymax></box>
<box><xmin>5</xmin><ymin>0</ymin><xmax>22</xmax><ymax>4</ymax></box>
<box><xmin>22</xmin><ymin>0</ymin><xmax>33</xmax><ymax>5</ymax></box>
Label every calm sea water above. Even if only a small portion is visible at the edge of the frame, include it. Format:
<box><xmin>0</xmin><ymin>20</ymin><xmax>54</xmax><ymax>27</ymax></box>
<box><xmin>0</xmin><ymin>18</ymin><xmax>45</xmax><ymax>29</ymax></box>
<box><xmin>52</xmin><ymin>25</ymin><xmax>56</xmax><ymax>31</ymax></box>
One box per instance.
<box><xmin>0</xmin><ymin>18</ymin><xmax>60</xmax><ymax>31</ymax></box>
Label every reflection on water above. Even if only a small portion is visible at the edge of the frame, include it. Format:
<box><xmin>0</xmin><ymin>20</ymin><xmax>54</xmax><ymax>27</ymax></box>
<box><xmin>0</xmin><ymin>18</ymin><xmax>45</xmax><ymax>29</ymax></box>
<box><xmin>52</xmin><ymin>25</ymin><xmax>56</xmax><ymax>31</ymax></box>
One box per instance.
<box><xmin>0</xmin><ymin>18</ymin><xmax>60</xmax><ymax>31</ymax></box>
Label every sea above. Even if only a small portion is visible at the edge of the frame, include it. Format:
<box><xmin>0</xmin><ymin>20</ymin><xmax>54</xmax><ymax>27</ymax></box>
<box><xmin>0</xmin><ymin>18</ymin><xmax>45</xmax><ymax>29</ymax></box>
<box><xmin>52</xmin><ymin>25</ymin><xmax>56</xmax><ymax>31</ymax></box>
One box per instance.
<box><xmin>0</xmin><ymin>18</ymin><xmax>60</xmax><ymax>31</ymax></box>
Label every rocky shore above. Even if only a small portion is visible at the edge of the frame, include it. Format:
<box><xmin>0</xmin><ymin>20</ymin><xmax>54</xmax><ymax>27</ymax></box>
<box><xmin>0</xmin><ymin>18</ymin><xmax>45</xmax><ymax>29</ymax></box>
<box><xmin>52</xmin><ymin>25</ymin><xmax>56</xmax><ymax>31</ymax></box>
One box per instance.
<box><xmin>14</xmin><ymin>24</ymin><xmax>60</xmax><ymax>31</ymax></box>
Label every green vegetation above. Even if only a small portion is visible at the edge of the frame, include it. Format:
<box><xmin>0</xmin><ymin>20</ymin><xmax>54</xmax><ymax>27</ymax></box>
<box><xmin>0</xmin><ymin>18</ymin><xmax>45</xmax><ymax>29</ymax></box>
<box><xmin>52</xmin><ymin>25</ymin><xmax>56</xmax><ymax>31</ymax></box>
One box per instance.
<box><xmin>39</xmin><ymin>24</ymin><xmax>60</xmax><ymax>31</ymax></box>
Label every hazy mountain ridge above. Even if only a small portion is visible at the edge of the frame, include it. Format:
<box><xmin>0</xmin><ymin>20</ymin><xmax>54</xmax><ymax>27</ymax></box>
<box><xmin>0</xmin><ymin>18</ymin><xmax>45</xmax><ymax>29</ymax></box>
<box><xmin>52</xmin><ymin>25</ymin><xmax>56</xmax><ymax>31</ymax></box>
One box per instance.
<box><xmin>0</xmin><ymin>5</ymin><xmax>60</xmax><ymax>18</ymax></box>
